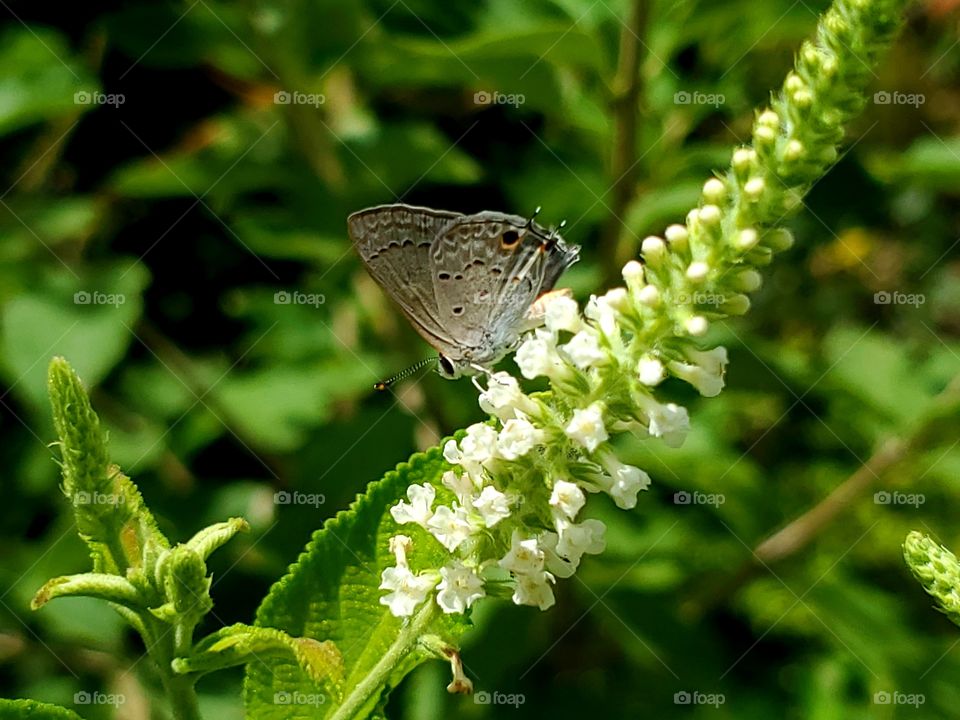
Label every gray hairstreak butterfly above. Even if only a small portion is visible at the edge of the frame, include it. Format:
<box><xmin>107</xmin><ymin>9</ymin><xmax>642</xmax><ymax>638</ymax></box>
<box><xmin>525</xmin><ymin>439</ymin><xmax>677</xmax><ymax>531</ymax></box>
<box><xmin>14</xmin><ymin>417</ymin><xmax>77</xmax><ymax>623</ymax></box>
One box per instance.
<box><xmin>347</xmin><ymin>203</ymin><xmax>579</xmax><ymax>385</ymax></box>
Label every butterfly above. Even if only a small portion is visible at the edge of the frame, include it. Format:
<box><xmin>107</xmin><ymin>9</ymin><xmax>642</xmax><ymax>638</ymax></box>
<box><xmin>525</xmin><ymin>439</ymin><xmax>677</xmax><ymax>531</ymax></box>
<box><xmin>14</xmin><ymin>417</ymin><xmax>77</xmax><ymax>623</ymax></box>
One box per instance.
<box><xmin>347</xmin><ymin>203</ymin><xmax>579</xmax><ymax>381</ymax></box>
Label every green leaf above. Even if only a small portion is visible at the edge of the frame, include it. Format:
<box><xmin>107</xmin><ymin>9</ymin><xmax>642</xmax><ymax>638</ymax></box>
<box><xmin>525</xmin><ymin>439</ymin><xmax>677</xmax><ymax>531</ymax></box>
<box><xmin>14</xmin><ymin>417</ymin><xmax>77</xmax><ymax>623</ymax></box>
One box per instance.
<box><xmin>244</xmin><ymin>441</ymin><xmax>471</xmax><ymax>719</ymax></box>
<box><xmin>0</xmin><ymin>262</ymin><xmax>149</xmax><ymax>409</ymax></box>
<box><xmin>0</xmin><ymin>698</ymin><xmax>83</xmax><ymax>720</ymax></box>
<box><xmin>0</xmin><ymin>28</ymin><xmax>92</xmax><ymax>134</ymax></box>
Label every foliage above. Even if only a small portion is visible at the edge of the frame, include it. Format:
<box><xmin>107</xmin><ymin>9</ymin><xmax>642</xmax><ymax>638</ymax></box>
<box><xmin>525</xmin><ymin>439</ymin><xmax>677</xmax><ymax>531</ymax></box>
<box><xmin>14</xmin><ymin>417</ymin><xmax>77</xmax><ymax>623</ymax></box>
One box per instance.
<box><xmin>2</xmin><ymin>0</ymin><xmax>960</xmax><ymax>718</ymax></box>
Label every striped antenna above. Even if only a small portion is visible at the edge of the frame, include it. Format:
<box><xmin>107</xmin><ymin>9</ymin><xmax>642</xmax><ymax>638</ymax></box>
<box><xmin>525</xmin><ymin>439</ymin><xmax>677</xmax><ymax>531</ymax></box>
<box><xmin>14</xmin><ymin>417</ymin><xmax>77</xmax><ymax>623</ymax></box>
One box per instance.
<box><xmin>374</xmin><ymin>357</ymin><xmax>438</xmax><ymax>391</ymax></box>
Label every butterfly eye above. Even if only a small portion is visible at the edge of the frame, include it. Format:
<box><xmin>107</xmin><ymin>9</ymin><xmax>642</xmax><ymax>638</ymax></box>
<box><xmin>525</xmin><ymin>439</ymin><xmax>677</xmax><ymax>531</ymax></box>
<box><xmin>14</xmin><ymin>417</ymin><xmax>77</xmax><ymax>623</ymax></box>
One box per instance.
<box><xmin>500</xmin><ymin>230</ymin><xmax>521</xmax><ymax>249</ymax></box>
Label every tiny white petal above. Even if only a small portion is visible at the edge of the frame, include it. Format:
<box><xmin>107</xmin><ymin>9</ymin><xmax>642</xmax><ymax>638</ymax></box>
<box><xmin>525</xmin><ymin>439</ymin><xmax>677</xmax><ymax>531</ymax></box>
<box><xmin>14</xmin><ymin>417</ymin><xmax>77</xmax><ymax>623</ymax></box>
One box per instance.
<box><xmin>497</xmin><ymin>417</ymin><xmax>542</xmax><ymax>461</ymax></box>
<box><xmin>436</xmin><ymin>561</ymin><xmax>485</xmax><ymax>614</ymax></box>
<box><xmin>427</xmin><ymin>505</ymin><xmax>476</xmax><ymax>552</ymax></box>
<box><xmin>442</xmin><ymin>470</ymin><xmax>476</xmax><ymax>505</ymax></box>
<box><xmin>499</xmin><ymin>530</ymin><xmax>545</xmax><ymax>575</ymax></box>
<box><xmin>549</xmin><ymin>480</ymin><xmax>586</xmax><ymax>520</ymax></box>
<box><xmin>379</xmin><ymin>564</ymin><xmax>436</xmax><ymax>617</ymax></box>
<box><xmin>637</xmin><ymin>355</ymin><xmax>666</xmax><ymax>386</ymax></box>
<box><xmin>390</xmin><ymin>483</ymin><xmax>436</xmax><ymax>527</ymax></box>
<box><xmin>561</xmin><ymin>330</ymin><xmax>607</xmax><ymax>370</ymax></box>
<box><xmin>646</xmin><ymin>401</ymin><xmax>690</xmax><ymax>448</ymax></box>
<box><xmin>543</xmin><ymin>294</ymin><xmax>582</xmax><ymax>333</ymax></box>
<box><xmin>564</xmin><ymin>402</ymin><xmax>609</xmax><ymax>452</ymax></box>
<box><xmin>512</xmin><ymin>570</ymin><xmax>556</xmax><ymax>610</ymax></box>
<box><xmin>598</xmin><ymin>452</ymin><xmax>650</xmax><ymax>509</ymax></box>
<box><xmin>472</xmin><ymin>485</ymin><xmax>511</xmax><ymax>527</ymax></box>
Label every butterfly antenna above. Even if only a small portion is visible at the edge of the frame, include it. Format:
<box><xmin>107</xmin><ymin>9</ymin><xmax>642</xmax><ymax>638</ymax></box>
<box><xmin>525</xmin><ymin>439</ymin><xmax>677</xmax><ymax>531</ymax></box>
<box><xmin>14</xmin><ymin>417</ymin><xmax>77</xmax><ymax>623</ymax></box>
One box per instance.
<box><xmin>526</xmin><ymin>205</ymin><xmax>542</xmax><ymax>229</ymax></box>
<box><xmin>547</xmin><ymin>219</ymin><xmax>567</xmax><ymax>243</ymax></box>
<box><xmin>374</xmin><ymin>357</ymin><xmax>438</xmax><ymax>391</ymax></box>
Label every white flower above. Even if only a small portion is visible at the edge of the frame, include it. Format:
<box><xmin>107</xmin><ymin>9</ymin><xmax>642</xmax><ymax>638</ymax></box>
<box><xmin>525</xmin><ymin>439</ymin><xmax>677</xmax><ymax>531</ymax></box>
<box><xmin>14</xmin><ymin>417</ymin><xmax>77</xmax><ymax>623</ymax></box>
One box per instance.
<box><xmin>597</xmin><ymin>451</ymin><xmax>651</xmax><ymax>509</ymax></box>
<box><xmin>564</xmin><ymin>402</ymin><xmax>609</xmax><ymax>452</ymax></box>
<box><xmin>379</xmin><ymin>565</ymin><xmax>436</xmax><ymax>617</ymax></box>
<box><xmin>497</xmin><ymin>416</ymin><xmax>542</xmax><ymax>460</ymax></box>
<box><xmin>442</xmin><ymin>470</ymin><xmax>476</xmax><ymax>505</ymax></box>
<box><xmin>472</xmin><ymin>485</ymin><xmax>511</xmax><ymax>527</ymax></box>
<box><xmin>436</xmin><ymin>561</ymin><xmax>485</xmax><ymax>614</ymax></box>
<box><xmin>379</xmin><ymin>536</ymin><xmax>436</xmax><ymax>617</ymax></box>
<box><xmin>499</xmin><ymin>530</ymin><xmax>545</xmax><ymax>575</ymax></box>
<box><xmin>555</xmin><ymin>518</ymin><xmax>606</xmax><ymax>564</ymax></box>
<box><xmin>645</xmin><ymin>401</ymin><xmax>690</xmax><ymax>448</ymax></box>
<box><xmin>390</xmin><ymin>483</ymin><xmax>435</xmax><ymax>527</ymax></box>
<box><xmin>443</xmin><ymin>439</ymin><xmax>461</xmax><ymax>465</ymax></box>
<box><xmin>512</xmin><ymin>570</ymin><xmax>556</xmax><ymax>610</ymax></box>
<box><xmin>637</xmin><ymin>354</ymin><xmax>665</xmax><ymax>386</ymax></box>
<box><xmin>478</xmin><ymin>372</ymin><xmax>534</xmax><ymax>420</ymax></box>
<box><xmin>460</xmin><ymin>423</ymin><xmax>499</xmax><ymax>465</ymax></box>
<box><xmin>427</xmin><ymin>505</ymin><xmax>476</xmax><ymax>552</ymax></box>
<box><xmin>668</xmin><ymin>346</ymin><xmax>728</xmax><ymax>397</ymax></box>
<box><xmin>561</xmin><ymin>330</ymin><xmax>607</xmax><ymax>369</ymax></box>
<box><xmin>543</xmin><ymin>294</ymin><xmax>582</xmax><ymax>333</ymax></box>
<box><xmin>539</xmin><ymin>532</ymin><xmax>576</xmax><ymax>578</ymax></box>
<box><xmin>515</xmin><ymin>329</ymin><xmax>563</xmax><ymax>380</ymax></box>
<box><xmin>584</xmin><ymin>294</ymin><xmax>618</xmax><ymax>336</ymax></box>
<box><xmin>549</xmin><ymin>480</ymin><xmax>586</xmax><ymax>520</ymax></box>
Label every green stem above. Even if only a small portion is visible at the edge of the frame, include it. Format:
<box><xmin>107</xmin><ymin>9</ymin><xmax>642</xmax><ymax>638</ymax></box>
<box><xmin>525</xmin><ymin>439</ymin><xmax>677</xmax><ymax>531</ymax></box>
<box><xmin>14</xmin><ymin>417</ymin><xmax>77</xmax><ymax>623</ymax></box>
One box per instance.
<box><xmin>146</xmin><ymin>620</ymin><xmax>203</xmax><ymax>720</ymax></box>
<box><xmin>330</xmin><ymin>602</ymin><xmax>437</xmax><ymax>720</ymax></box>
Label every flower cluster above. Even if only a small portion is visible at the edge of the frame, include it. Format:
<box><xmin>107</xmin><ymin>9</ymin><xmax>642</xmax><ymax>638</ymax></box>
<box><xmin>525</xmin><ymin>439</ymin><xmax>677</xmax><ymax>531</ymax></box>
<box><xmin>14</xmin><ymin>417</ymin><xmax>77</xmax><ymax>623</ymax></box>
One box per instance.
<box><xmin>378</xmin><ymin>0</ymin><xmax>910</xmax><ymax>619</ymax></box>
<box><xmin>379</xmin><ymin>279</ymin><xmax>729</xmax><ymax>617</ymax></box>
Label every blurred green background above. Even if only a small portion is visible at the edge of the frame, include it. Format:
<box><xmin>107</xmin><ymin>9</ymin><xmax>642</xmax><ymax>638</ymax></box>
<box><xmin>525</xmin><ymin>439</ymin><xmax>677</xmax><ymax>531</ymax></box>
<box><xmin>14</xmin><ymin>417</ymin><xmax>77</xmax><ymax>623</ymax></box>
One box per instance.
<box><xmin>1</xmin><ymin>0</ymin><xmax>960</xmax><ymax>717</ymax></box>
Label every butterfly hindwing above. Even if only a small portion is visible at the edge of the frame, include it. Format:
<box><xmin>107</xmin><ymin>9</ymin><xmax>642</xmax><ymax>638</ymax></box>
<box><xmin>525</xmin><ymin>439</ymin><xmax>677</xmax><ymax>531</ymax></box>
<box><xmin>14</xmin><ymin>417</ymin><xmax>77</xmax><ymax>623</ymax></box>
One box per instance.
<box><xmin>347</xmin><ymin>204</ymin><xmax>461</xmax><ymax>352</ymax></box>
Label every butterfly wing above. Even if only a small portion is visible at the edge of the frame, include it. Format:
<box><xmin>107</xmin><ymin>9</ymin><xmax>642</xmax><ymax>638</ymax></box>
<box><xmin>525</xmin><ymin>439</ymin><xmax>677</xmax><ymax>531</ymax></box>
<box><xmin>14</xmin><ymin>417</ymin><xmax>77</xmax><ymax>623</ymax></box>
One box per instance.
<box><xmin>348</xmin><ymin>203</ymin><xmax>463</xmax><ymax>354</ymax></box>
<box><xmin>430</xmin><ymin>211</ymin><xmax>579</xmax><ymax>366</ymax></box>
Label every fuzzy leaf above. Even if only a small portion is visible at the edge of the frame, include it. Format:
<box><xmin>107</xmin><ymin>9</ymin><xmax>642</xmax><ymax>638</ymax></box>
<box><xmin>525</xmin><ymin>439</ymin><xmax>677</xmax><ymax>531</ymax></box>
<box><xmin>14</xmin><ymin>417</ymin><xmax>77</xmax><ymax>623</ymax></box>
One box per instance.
<box><xmin>0</xmin><ymin>698</ymin><xmax>83</xmax><ymax>720</ymax></box>
<box><xmin>244</xmin><ymin>442</ymin><xmax>471</xmax><ymax>719</ymax></box>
